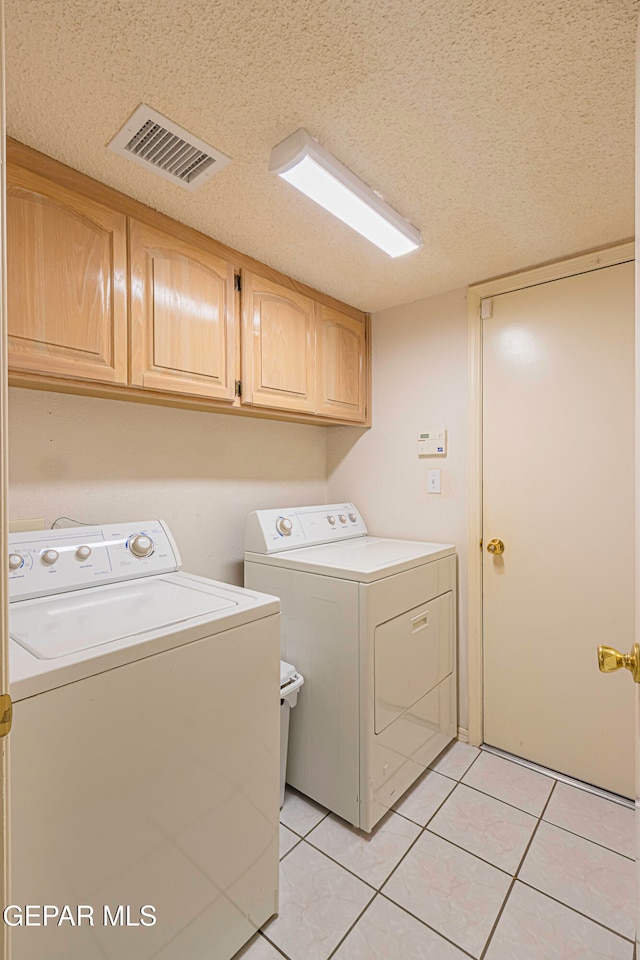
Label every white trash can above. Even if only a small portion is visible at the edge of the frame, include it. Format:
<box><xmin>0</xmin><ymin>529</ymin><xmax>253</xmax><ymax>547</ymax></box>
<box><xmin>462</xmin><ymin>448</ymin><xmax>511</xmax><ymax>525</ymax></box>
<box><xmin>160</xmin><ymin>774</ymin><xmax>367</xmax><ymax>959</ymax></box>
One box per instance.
<box><xmin>280</xmin><ymin>661</ymin><xmax>304</xmax><ymax>808</ymax></box>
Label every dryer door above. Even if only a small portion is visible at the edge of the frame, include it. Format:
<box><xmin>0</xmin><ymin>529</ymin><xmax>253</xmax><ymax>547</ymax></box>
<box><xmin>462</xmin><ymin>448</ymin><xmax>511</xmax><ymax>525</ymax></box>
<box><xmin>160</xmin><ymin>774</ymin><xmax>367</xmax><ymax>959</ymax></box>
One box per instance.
<box><xmin>374</xmin><ymin>591</ymin><xmax>453</xmax><ymax>734</ymax></box>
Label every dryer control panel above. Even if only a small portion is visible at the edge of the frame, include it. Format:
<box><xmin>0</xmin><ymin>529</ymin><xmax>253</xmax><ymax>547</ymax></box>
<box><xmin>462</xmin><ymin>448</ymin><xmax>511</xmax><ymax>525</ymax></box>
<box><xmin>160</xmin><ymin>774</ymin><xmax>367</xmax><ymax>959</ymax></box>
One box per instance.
<box><xmin>8</xmin><ymin>520</ymin><xmax>181</xmax><ymax>601</ymax></box>
<box><xmin>245</xmin><ymin>503</ymin><xmax>367</xmax><ymax>553</ymax></box>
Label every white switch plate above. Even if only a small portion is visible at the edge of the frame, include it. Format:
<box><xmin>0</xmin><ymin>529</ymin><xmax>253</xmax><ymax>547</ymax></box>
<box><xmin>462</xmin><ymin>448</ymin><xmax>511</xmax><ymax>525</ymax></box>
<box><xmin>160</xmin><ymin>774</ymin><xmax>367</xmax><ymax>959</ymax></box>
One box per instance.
<box><xmin>9</xmin><ymin>518</ymin><xmax>45</xmax><ymax>533</ymax></box>
<box><xmin>427</xmin><ymin>470</ymin><xmax>441</xmax><ymax>494</ymax></box>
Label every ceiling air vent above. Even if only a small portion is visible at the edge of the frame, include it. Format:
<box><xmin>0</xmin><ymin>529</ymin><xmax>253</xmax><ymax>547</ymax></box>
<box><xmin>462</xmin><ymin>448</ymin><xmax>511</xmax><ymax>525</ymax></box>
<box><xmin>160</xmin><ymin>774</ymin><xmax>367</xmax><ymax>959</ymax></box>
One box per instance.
<box><xmin>108</xmin><ymin>104</ymin><xmax>231</xmax><ymax>191</ymax></box>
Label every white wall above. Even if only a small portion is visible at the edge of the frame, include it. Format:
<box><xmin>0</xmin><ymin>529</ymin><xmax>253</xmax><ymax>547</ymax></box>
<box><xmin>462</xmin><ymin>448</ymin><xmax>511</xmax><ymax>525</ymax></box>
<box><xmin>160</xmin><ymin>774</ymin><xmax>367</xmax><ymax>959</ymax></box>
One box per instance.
<box><xmin>327</xmin><ymin>287</ymin><xmax>470</xmax><ymax>730</ymax></box>
<box><xmin>8</xmin><ymin>389</ymin><xmax>327</xmax><ymax>585</ymax></box>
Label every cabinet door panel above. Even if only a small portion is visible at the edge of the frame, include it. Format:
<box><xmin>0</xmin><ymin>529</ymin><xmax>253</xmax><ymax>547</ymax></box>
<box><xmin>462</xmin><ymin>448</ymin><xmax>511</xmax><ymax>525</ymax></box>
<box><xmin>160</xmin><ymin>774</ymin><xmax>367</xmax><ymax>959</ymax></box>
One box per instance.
<box><xmin>316</xmin><ymin>305</ymin><xmax>367</xmax><ymax>422</ymax></box>
<box><xmin>130</xmin><ymin>220</ymin><xmax>236</xmax><ymax>400</ymax></box>
<box><xmin>242</xmin><ymin>273</ymin><xmax>315</xmax><ymax>412</ymax></box>
<box><xmin>7</xmin><ymin>169</ymin><xmax>128</xmax><ymax>384</ymax></box>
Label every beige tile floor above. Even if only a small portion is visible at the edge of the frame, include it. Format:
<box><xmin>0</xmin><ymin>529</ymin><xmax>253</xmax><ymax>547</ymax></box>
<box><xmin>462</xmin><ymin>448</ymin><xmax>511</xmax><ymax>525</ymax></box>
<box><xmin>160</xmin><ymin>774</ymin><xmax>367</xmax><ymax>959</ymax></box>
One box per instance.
<box><xmin>234</xmin><ymin>743</ymin><xmax>636</xmax><ymax>960</ymax></box>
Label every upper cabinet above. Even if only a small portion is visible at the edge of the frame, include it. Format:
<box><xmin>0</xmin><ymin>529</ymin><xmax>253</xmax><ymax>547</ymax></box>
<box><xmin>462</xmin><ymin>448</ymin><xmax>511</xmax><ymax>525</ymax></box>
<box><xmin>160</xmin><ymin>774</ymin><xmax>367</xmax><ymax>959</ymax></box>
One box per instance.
<box><xmin>6</xmin><ymin>143</ymin><xmax>370</xmax><ymax>426</ymax></box>
<box><xmin>129</xmin><ymin>220</ymin><xmax>237</xmax><ymax>401</ymax></box>
<box><xmin>7</xmin><ymin>167</ymin><xmax>128</xmax><ymax>384</ymax></box>
<box><xmin>241</xmin><ymin>273</ymin><xmax>316</xmax><ymax>413</ymax></box>
<box><xmin>316</xmin><ymin>305</ymin><xmax>367</xmax><ymax>422</ymax></box>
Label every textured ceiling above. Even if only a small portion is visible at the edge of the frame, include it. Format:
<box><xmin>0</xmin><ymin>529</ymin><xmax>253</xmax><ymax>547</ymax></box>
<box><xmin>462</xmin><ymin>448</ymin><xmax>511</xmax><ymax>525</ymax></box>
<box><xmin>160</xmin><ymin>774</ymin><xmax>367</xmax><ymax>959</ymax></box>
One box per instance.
<box><xmin>5</xmin><ymin>0</ymin><xmax>638</xmax><ymax>312</ymax></box>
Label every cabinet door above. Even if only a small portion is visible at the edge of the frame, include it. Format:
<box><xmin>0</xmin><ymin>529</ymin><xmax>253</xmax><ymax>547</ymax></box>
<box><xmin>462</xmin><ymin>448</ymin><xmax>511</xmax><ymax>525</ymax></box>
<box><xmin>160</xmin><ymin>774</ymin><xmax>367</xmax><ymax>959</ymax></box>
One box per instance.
<box><xmin>242</xmin><ymin>272</ymin><xmax>315</xmax><ymax>412</ymax></box>
<box><xmin>7</xmin><ymin>168</ymin><xmax>128</xmax><ymax>383</ymax></box>
<box><xmin>129</xmin><ymin>220</ymin><xmax>237</xmax><ymax>400</ymax></box>
<box><xmin>316</xmin><ymin>305</ymin><xmax>367</xmax><ymax>422</ymax></box>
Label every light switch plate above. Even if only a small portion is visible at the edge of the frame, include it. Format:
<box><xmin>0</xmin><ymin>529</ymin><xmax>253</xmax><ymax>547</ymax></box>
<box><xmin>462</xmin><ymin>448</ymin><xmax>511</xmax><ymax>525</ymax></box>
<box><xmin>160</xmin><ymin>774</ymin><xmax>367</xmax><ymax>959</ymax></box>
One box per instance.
<box><xmin>427</xmin><ymin>470</ymin><xmax>441</xmax><ymax>494</ymax></box>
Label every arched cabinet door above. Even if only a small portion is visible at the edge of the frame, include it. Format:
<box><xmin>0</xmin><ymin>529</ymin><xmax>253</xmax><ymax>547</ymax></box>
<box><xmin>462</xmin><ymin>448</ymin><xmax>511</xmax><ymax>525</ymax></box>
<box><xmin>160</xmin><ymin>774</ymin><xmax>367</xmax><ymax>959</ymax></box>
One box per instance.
<box><xmin>315</xmin><ymin>305</ymin><xmax>367</xmax><ymax>422</ymax></box>
<box><xmin>7</xmin><ymin>167</ymin><xmax>128</xmax><ymax>384</ymax></box>
<box><xmin>129</xmin><ymin>220</ymin><xmax>237</xmax><ymax>401</ymax></box>
<box><xmin>241</xmin><ymin>272</ymin><xmax>316</xmax><ymax>413</ymax></box>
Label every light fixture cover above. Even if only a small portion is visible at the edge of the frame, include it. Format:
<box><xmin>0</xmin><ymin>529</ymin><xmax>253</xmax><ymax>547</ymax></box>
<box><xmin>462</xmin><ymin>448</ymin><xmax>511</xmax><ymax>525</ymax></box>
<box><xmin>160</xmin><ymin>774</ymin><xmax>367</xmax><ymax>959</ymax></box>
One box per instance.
<box><xmin>269</xmin><ymin>129</ymin><xmax>423</xmax><ymax>258</ymax></box>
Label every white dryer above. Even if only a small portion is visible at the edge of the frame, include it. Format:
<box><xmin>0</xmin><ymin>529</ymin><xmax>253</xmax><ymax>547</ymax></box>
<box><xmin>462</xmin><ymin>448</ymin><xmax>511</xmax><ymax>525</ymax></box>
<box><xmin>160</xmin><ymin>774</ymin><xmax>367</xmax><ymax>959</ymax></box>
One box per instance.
<box><xmin>8</xmin><ymin>520</ymin><xmax>280</xmax><ymax>960</ymax></box>
<box><xmin>245</xmin><ymin>503</ymin><xmax>456</xmax><ymax>832</ymax></box>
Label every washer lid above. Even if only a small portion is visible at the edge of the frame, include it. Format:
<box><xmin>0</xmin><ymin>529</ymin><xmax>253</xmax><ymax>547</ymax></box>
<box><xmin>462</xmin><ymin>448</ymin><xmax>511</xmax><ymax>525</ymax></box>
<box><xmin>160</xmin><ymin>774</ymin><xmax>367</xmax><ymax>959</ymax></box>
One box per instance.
<box><xmin>246</xmin><ymin>536</ymin><xmax>455</xmax><ymax>582</ymax></box>
<box><xmin>10</xmin><ymin>577</ymin><xmax>236</xmax><ymax>660</ymax></box>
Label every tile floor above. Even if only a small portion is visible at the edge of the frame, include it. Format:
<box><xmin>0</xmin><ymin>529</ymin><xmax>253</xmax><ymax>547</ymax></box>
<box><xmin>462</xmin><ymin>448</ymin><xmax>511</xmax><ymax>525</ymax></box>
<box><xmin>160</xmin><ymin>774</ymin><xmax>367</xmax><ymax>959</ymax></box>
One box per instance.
<box><xmin>234</xmin><ymin>742</ymin><xmax>637</xmax><ymax>960</ymax></box>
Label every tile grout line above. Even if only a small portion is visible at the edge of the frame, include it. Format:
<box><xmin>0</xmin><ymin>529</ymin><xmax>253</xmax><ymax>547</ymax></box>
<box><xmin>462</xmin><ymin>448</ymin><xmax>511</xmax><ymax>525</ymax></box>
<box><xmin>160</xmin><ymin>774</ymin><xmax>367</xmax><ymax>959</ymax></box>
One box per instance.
<box><xmin>478</xmin><ymin>877</ymin><xmax>517</xmax><ymax>960</ymax></box>
<box><xmin>296</xmin><ymin>837</ymin><xmax>378</xmax><ymax>893</ymax></box>
<box><xmin>459</xmin><ymin>772</ymin><xmax>555</xmax><ymax>819</ymax></box>
<box><xmin>539</xmin><ymin>817</ymin><xmax>636</xmax><ymax>862</ymax></box>
<box><xmin>513</xmin><ymin>780</ymin><xmax>634</xmax><ymax>947</ymax></box>
<box><xmin>515</xmin><ymin>878</ymin><xmax>636</xmax><ymax>946</ymax></box>
<box><xmin>256</xmin><ymin>931</ymin><xmax>291</xmax><ymax>959</ymax></box>
<box><xmin>323</xmin><ymin>894</ymin><xmax>377</xmax><ymax>960</ymax></box>
<box><xmin>475</xmin><ymin>780</ymin><xmax>559</xmax><ymax>959</ymax></box>
<box><xmin>378</xmin><ymin>890</ymin><xmax>479</xmax><ymax>959</ymax></box>
<box><xmin>513</xmin><ymin>777</ymin><xmax>557</xmax><ymax>876</ymax></box>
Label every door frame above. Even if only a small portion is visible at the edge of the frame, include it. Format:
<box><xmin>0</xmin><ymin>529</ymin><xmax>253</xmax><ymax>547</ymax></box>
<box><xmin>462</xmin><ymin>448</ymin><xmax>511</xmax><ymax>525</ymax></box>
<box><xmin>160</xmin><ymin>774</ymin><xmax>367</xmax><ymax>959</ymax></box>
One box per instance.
<box><xmin>466</xmin><ymin>239</ymin><xmax>635</xmax><ymax>747</ymax></box>
<box><xmin>0</xmin><ymin>0</ymin><xmax>10</xmax><ymax>952</ymax></box>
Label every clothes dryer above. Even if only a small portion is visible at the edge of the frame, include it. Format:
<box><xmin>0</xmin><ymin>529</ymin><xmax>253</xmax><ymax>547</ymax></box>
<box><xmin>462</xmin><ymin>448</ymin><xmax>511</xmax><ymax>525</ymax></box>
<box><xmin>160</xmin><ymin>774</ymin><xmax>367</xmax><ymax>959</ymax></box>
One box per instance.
<box><xmin>245</xmin><ymin>503</ymin><xmax>456</xmax><ymax>832</ymax></box>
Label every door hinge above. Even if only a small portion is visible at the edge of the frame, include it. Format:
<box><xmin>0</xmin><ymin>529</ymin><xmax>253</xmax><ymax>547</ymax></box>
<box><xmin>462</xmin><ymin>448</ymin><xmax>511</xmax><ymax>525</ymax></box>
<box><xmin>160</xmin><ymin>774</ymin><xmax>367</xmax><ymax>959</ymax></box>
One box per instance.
<box><xmin>234</xmin><ymin>274</ymin><xmax>242</xmax><ymax>292</ymax></box>
<box><xmin>0</xmin><ymin>694</ymin><xmax>12</xmax><ymax>738</ymax></box>
<box><xmin>235</xmin><ymin>380</ymin><xmax>242</xmax><ymax>398</ymax></box>
<box><xmin>479</xmin><ymin>538</ymin><xmax>483</xmax><ymax>549</ymax></box>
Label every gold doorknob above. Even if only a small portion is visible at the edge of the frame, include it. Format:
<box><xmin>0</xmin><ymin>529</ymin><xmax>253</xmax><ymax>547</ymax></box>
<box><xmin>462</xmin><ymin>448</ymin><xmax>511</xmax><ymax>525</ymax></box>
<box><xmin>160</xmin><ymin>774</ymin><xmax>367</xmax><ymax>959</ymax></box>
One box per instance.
<box><xmin>597</xmin><ymin>643</ymin><xmax>640</xmax><ymax>684</ymax></box>
<box><xmin>487</xmin><ymin>539</ymin><xmax>505</xmax><ymax>555</ymax></box>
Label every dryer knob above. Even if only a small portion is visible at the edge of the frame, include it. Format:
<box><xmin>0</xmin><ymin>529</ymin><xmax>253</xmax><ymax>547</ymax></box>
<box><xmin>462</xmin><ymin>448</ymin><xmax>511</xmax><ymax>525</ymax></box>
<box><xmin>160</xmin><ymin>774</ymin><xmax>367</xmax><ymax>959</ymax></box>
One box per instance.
<box><xmin>338</xmin><ymin>515</ymin><xmax>347</xmax><ymax>524</ymax></box>
<box><xmin>276</xmin><ymin>517</ymin><xmax>293</xmax><ymax>536</ymax></box>
<box><xmin>41</xmin><ymin>549</ymin><xmax>59</xmax><ymax>566</ymax></box>
<box><xmin>75</xmin><ymin>545</ymin><xmax>92</xmax><ymax>561</ymax></box>
<box><xmin>348</xmin><ymin>513</ymin><xmax>357</xmax><ymax>523</ymax></box>
<box><xmin>327</xmin><ymin>516</ymin><xmax>336</xmax><ymax>525</ymax></box>
<box><xmin>8</xmin><ymin>553</ymin><xmax>23</xmax><ymax>571</ymax></box>
<box><xmin>129</xmin><ymin>535</ymin><xmax>153</xmax><ymax>558</ymax></box>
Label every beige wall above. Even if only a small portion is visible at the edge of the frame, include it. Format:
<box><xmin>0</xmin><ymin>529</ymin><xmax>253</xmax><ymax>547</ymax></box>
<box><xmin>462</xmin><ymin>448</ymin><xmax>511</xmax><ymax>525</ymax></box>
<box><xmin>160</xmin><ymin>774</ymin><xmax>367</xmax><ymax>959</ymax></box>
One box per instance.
<box><xmin>7</xmin><ymin>389</ymin><xmax>328</xmax><ymax>585</ymax></box>
<box><xmin>327</xmin><ymin>287</ymin><xmax>470</xmax><ymax>730</ymax></box>
<box><xmin>9</xmin><ymin>290</ymin><xmax>470</xmax><ymax>725</ymax></box>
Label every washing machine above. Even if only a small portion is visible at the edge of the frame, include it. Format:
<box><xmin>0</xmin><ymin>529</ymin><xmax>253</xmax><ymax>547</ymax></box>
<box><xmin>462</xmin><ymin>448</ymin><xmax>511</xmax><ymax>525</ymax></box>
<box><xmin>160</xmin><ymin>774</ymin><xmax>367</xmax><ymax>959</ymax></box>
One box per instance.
<box><xmin>244</xmin><ymin>503</ymin><xmax>456</xmax><ymax>832</ymax></box>
<box><xmin>8</xmin><ymin>520</ymin><xmax>280</xmax><ymax>960</ymax></box>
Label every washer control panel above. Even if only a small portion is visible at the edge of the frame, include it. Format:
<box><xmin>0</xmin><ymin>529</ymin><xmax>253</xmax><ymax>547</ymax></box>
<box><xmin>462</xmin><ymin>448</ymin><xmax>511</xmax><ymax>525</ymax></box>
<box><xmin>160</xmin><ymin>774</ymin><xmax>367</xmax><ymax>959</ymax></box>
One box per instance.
<box><xmin>8</xmin><ymin>520</ymin><xmax>180</xmax><ymax>602</ymax></box>
<box><xmin>245</xmin><ymin>503</ymin><xmax>367</xmax><ymax>554</ymax></box>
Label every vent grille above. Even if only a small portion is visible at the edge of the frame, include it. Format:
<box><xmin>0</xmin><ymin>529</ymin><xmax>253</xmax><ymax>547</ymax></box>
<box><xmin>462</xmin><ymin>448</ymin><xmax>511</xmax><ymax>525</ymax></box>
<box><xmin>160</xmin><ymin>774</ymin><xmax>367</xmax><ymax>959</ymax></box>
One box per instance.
<box><xmin>108</xmin><ymin>104</ymin><xmax>231</xmax><ymax>191</ymax></box>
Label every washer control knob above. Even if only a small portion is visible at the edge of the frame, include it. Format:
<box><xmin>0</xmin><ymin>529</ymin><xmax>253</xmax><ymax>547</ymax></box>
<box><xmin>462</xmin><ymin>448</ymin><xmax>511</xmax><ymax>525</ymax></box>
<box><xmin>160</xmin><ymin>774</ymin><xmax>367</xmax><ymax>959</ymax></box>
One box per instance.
<box><xmin>129</xmin><ymin>535</ymin><xmax>153</xmax><ymax>558</ymax></box>
<box><xmin>327</xmin><ymin>516</ymin><xmax>336</xmax><ymax>526</ymax></box>
<box><xmin>8</xmin><ymin>553</ymin><xmax>23</xmax><ymax>571</ymax></box>
<box><xmin>75</xmin><ymin>545</ymin><xmax>92</xmax><ymax>561</ymax></box>
<box><xmin>348</xmin><ymin>513</ymin><xmax>357</xmax><ymax>523</ymax></box>
<box><xmin>41</xmin><ymin>549</ymin><xmax>59</xmax><ymax>566</ymax></box>
<box><xmin>338</xmin><ymin>515</ymin><xmax>347</xmax><ymax>524</ymax></box>
<box><xmin>276</xmin><ymin>517</ymin><xmax>293</xmax><ymax>536</ymax></box>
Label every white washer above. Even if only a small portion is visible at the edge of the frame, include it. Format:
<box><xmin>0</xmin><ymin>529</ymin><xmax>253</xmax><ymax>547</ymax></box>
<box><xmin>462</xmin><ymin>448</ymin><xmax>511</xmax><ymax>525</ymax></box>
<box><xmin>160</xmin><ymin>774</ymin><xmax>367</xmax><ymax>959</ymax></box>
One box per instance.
<box><xmin>245</xmin><ymin>503</ymin><xmax>457</xmax><ymax>833</ymax></box>
<box><xmin>8</xmin><ymin>520</ymin><xmax>280</xmax><ymax>960</ymax></box>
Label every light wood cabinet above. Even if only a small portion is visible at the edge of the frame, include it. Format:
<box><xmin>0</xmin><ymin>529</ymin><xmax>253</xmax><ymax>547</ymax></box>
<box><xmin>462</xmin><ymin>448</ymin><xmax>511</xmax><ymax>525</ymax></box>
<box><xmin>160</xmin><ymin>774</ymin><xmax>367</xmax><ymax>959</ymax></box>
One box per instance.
<box><xmin>129</xmin><ymin>220</ymin><xmax>237</xmax><ymax>401</ymax></box>
<box><xmin>7</xmin><ymin>167</ymin><xmax>128</xmax><ymax>384</ymax></box>
<box><xmin>241</xmin><ymin>272</ymin><xmax>316</xmax><ymax>413</ymax></box>
<box><xmin>316</xmin><ymin>305</ymin><xmax>367</xmax><ymax>421</ymax></box>
<box><xmin>6</xmin><ymin>141</ymin><xmax>370</xmax><ymax>426</ymax></box>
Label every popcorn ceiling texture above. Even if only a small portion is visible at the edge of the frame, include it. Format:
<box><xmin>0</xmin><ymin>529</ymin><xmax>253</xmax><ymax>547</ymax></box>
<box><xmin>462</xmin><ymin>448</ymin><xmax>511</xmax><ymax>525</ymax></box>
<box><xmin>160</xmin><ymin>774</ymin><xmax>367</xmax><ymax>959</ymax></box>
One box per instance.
<box><xmin>5</xmin><ymin>0</ymin><xmax>637</xmax><ymax>312</ymax></box>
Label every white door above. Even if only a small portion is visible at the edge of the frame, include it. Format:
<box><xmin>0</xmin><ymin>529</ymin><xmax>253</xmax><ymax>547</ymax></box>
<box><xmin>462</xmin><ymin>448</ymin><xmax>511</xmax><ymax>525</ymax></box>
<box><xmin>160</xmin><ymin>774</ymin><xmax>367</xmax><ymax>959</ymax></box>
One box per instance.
<box><xmin>483</xmin><ymin>259</ymin><xmax>635</xmax><ymax>798</ymax></box>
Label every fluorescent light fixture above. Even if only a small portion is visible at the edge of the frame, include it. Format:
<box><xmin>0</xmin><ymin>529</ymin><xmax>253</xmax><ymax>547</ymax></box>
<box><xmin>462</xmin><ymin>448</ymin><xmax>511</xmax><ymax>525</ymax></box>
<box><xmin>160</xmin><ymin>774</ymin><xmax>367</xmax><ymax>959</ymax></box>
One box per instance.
<box><xmin>269</xmin><ymin>129</ymin><xmax>423</xmax><ymax>258</ymax></box>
